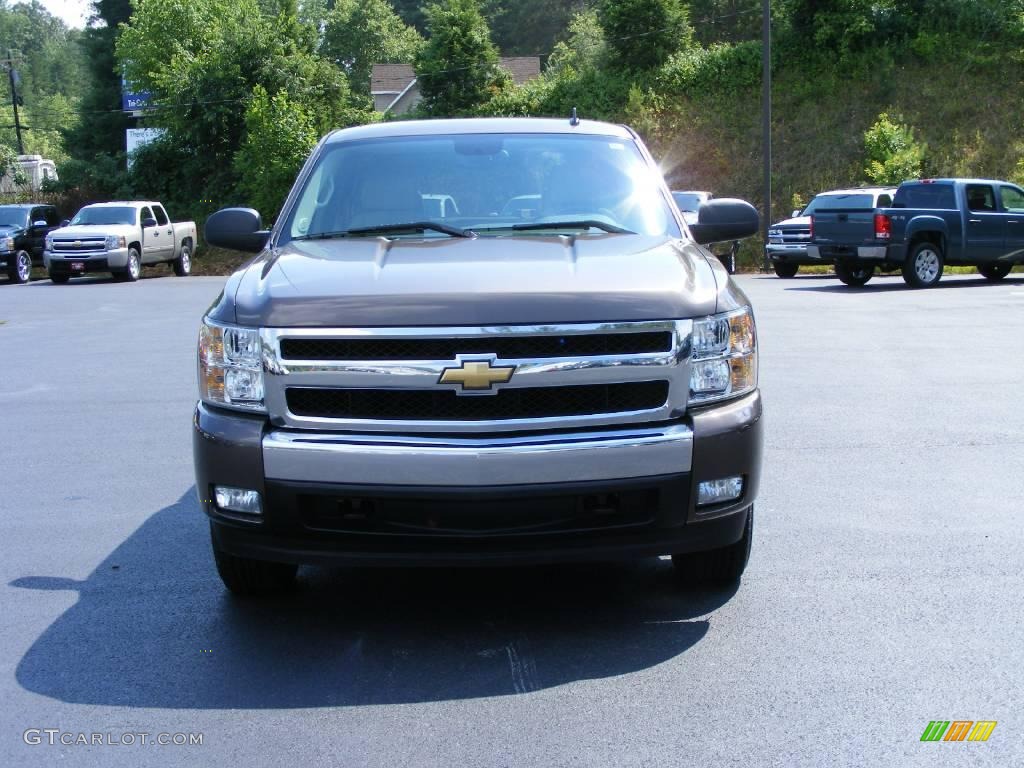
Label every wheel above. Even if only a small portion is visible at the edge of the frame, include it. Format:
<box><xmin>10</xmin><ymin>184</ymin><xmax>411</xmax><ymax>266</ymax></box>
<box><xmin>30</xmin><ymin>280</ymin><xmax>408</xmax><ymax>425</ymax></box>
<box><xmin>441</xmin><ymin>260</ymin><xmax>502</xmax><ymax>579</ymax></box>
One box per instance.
<box><xmin>212</xmin><ymin>532</ymin><xmax>297</xmax><ymax>597</ymax></box>
<box><xmin>773</xmin><ymin>263</ymin><xmax>799</xmax><ymax>278</ymax></box>
<box><xmin>834</xmin><ymin>262</ymin><xmax>875</xmax><ymax>287</ymax></box>
<box><xmin>117</xmin><ymin>247</ymin><xmax>141</xmax><ymax>282</ymax></box>
<box><xmin>902</xmin><ymin>241</ymin><xmax>944</xmax><ymax>288</ymax></box>
<box><xmin>173</xmin><ymin>243</ymin><xmax>192</xmax><ymax>276</ymax></box>
<box><xmin>978</xmin><ymin>263</ymin><xmax>1011</xmax><ymax>281</ymax></box>
<box><xmin>8</xmin><ymin>250</ymin><xmax>32</xmax><ymax>283</ymax></box>
<box><xmin>48</xmin><ymin>271</ymin><xmax>69</xmax><ymax>284</ymax></box>
<box><xmin>673</xmin><ymin>507</ymin><xmax>753</xmax><ymax>586</ymax></box>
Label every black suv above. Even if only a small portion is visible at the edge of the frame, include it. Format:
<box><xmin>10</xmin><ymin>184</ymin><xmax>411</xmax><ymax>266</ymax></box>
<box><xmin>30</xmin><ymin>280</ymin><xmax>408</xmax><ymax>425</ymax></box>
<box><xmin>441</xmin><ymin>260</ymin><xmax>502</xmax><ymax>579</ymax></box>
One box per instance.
<box><xmin>0</xmin><ymin>203</ymin><xmax>63</xmax><ymax>284</ymax></box>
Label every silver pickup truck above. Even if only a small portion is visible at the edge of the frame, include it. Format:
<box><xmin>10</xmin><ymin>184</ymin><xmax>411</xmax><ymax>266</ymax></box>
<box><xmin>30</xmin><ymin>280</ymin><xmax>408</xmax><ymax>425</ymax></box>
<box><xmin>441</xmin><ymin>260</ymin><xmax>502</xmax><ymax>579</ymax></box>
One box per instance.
<box><xmin>196</xmin><ymin>118</ymin><xmax>764</xmax><ymax>596</ymax></box>
<box><xmin>44</xmin><ymin>201</ymin><xmax>197</xmax><ymax>283</ymax></box>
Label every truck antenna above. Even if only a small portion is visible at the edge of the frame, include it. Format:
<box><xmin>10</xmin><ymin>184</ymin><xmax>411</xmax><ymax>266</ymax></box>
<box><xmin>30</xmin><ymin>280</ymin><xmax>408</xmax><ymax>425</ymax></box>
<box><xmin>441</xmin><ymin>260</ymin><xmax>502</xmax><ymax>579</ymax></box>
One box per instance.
<box><xmin>569</xmin><ymin>107</ymin><xmax>579</xmax><ymax>127</ymax></box>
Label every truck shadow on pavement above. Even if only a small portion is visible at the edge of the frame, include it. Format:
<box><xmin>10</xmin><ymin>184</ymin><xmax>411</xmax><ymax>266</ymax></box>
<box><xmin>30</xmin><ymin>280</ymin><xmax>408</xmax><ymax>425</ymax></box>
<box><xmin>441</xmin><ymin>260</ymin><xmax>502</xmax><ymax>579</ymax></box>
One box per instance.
<box><xmin>783</xmin><ymin>274</ymin><xmax>1024</xmax><ymax>293</ymax></box>
<box><xmin>13</xmin><ymin>489</ymin><xmax>735</xmax><ymax>708</ymax></box>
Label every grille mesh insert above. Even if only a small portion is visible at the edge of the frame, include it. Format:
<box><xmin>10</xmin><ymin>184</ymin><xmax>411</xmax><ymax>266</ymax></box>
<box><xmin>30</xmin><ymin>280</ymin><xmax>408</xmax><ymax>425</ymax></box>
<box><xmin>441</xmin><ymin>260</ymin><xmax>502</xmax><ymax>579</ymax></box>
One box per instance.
<box><xmin>286</xmin><ymin>381</ymin><xmax>669</xmax><ymax>421</ymax></box>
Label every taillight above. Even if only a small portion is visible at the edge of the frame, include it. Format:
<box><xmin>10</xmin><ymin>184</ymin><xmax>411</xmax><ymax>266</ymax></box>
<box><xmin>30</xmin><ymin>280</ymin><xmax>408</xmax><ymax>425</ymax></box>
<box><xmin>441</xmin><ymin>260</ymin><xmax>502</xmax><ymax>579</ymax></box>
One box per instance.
<box><xmin>874</xmin><ymin>213</ymin><xmax>891</xmax><ymax>240</ymax></box>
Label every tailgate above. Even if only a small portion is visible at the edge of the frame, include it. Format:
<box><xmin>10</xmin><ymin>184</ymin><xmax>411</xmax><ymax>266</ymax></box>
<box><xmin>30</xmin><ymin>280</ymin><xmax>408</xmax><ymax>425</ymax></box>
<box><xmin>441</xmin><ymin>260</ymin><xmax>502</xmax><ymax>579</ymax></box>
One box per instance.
<box><xmin>812</xmin><ymin>209</ymin><xmax>879</xmax><ymax>246</ymax></box>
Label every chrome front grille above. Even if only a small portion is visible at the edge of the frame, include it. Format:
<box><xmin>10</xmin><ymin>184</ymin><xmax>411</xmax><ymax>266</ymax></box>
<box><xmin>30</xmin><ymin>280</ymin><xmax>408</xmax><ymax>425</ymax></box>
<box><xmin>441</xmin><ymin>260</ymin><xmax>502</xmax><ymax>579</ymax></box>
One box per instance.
<box><xmin>52</xmin><ymin>238</ymin><xmax>106</xmax><ymax>254</ymax></box>
<box><xmin>261</xmin><ymin>320</ymin><xmax>693</xmax><ymax>434</ymax></box>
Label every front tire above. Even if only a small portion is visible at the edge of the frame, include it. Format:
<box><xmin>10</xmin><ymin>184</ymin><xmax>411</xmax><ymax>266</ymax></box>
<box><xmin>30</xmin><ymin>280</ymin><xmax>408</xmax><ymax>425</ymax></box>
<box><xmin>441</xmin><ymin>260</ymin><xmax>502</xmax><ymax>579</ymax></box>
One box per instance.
<box><xmin>835</xmin><ymin>262</ymin><xmax>875</xmax><ymax>287</ymax></box>
<box><xmin>116</xmin><ymin>247</ymin><xmax>142</xmax><ymax>282</ymax></box>
<box><xmin>902</xmin><ymin>242</ymin><xmax>944</xmax><ymax>288</ymax></box>
<box><xmin>978</xmin><ymin>263</ymin><xmax>1011</xmax><ymax>281</ymax></box>
<box><xmin>173</xmin><ymin>243</ymin><xmax>192</xmax><ymax>276</ymax></box>
<box><xmin>212</xmin><ymin>533</ymin><xmax>298</xmax><ymax>597</ymax></box>
<box><xmin>773</xmin><ymin>263</ymin><xmax>799</xmax><ymax>279</ymax></box>
<box><xmin>673</xmin><ymin>507</ymin><xmax>753</xmax><ymax>586</ymax></box>
<box><xmin>8</xmin><ymin>250</ymin><xmax>32</xmax><ymax>283</ymax></box>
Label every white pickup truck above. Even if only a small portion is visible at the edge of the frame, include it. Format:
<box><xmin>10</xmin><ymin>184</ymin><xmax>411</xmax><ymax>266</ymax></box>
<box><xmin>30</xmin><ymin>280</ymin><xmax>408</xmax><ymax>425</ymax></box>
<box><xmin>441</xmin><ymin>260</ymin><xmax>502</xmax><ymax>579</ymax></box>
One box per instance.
<box><xmin>44</xmin><ymin>201</ymin><xmax>197</xmax><ymax>283</ymax></box>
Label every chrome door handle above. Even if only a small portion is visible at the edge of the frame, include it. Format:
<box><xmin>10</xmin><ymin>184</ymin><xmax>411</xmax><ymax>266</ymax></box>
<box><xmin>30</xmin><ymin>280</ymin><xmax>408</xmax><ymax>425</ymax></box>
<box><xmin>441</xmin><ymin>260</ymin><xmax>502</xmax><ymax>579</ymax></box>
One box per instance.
<box><xmin>968</xmin><ymin>219</ymin><xmax>981</xmax><ymax>223</ymax></box>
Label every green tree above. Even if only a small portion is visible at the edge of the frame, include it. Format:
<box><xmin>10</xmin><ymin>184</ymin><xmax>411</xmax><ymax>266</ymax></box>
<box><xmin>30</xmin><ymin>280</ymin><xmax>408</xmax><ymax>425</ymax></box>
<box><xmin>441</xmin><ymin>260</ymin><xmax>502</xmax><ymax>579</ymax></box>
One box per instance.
<box><xmin>863</xmin><ymin>112</ymin><xmax>925</xmax><ymax>185</ymax></box>
<box><xmin>116</xmin><ymin>0</ymin><xmax>366</xmax><ymax>224</ymax></box>
<box><xmin>597</xmin><ymin>0</ymin><xmax>692</xmax><ymax>70</ymax></box>
<box><xmin>234</xmin><ymin>85</ymin><xmax>319</xmax><ymax>218</ymax></box>
<box><xmin>62</xmin><ymin>0</ymin><xmax>133</xmax><ymax>171</ymax></box>
<box><xmin>548</xmin><ymin>8</ymin><xmax>606</xmax><ymax>74</ymax></box>
<box><xmin>414</xmin><ymin>0</ymin><xmax>508</xmax><ymax>117</ymax></box>
<box><xmin>322</xmin><ymin>0</ymin><xmax>423</xmax><ymax>96</ymax></box>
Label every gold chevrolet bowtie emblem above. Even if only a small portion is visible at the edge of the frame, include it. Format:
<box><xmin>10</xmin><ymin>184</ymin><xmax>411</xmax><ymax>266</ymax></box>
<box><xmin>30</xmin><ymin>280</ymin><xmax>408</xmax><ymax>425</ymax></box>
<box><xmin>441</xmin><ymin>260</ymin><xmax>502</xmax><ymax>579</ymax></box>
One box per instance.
<box><xmin>439</xmin><ymin>359</ymin><xmax>515</xmax><ymax>391</ymax></box>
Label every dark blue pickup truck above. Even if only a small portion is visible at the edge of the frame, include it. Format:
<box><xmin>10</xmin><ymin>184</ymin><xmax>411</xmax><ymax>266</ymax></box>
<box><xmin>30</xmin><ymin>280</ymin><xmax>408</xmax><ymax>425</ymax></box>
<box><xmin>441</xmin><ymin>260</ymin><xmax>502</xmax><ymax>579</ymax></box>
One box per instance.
<box><xmin>807</xmin><ymin>178</ymin><xmax>1024</xmax><ymax>287</ymax></box>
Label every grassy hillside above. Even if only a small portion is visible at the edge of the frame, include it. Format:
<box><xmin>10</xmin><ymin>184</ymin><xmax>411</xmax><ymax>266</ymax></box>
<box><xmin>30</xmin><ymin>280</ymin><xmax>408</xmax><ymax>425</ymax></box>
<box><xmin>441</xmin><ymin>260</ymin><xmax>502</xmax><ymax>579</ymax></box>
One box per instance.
<box><xmin>644</xmin><ymin>50</ymin><xmax>1024</xmax><ymax>268</ymax></box>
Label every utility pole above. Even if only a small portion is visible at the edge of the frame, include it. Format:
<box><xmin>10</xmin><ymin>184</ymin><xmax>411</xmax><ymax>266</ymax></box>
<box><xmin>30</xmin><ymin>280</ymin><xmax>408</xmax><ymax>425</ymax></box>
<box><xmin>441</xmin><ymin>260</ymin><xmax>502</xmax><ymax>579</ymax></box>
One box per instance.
<box><xmin>761</xmin><ymin>0</ymin><xmax>771</xmax><ymax>270</ymax></box>
<box><xmin>3</xmin><ymin>50</ymin><xmax>25</xmax><ymax>154</ymax></box>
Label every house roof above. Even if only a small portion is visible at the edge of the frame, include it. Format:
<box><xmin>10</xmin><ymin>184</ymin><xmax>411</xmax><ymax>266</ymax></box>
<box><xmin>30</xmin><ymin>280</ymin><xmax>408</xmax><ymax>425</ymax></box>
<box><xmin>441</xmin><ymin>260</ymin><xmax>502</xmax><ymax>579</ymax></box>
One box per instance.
<box><xmin>371</xmin><ymin>57</ymin><xmax>541</xmax><ymax>94</ymax></box>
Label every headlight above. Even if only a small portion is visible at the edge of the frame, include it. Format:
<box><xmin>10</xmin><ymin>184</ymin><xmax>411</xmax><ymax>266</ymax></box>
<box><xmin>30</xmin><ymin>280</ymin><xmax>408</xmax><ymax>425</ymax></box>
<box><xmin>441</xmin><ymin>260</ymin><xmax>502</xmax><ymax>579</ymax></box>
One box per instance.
<box><xmin>105</xmin><ymin>234</ymin><xmax>126</xmax><ymax>250</ymax></box>
<box><xmin>198</xmin><ymin>319</ymin><xmax>265</xmax><ymax>412</ymax></box>
<box><xmin>45</xmin><ymin>235</ymin><xmax>53</xmax><ymax>250</ymax></box>
<box><xmin>689</xmin><ymin>306</ymin><xmax>757</xmax><ymax>405</ymax></box>
<box><xmin>3</xmin><ymin>236</ymin><xmax>13</xmax><ymax>251</ymax></box>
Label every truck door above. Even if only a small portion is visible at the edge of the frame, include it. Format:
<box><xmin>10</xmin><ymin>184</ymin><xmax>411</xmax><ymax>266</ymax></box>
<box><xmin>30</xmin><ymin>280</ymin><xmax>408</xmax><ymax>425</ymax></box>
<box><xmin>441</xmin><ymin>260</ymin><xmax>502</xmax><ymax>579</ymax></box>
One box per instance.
<box><xmin>140</xmin><ymin>206</ymin><xmax>162</xmax><ymax>263</ymax></box>
<box><xmin>998</xmin><ymin>184</ymin><xmax>1024</xmax><ymax>258</ymax></box>
<box><xmin>964</xmin><ymin>184</ymin><xmax>1003</xmax><ymax>264</ymax></box>
<box><xmin>152</xmin><ymin>205</ymin><xmax>175</xmax><ymax>260</ymax></box>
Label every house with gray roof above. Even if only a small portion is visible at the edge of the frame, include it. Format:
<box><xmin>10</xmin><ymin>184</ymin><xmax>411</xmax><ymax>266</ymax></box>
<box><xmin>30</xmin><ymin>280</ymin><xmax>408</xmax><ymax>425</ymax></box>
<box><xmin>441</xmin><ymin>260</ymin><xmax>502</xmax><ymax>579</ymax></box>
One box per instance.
<box><xmin>370</xmin><ymin>57</ymin><xmax>541</xmax><ymax>115</ymax></box>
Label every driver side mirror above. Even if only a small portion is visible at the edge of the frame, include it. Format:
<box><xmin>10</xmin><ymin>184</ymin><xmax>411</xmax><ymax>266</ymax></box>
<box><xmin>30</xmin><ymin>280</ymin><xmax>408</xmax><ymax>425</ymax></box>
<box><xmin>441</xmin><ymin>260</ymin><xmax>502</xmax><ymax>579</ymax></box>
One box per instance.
<box><xmin>32</xmin><ymin>219</ymin><xmax>47</xmax><ymax>228</ymax></box>
<box><xmin>141</xmin><ymin>217</ymin><xmax>158</xmax><ymax>228</ymax></box>
<box><xmin>688</xmin><ymin>199</ymin><xmax>760</xmax><ymax>245</ymax></box>
<box><xmin>205</xmin><ymin>208</ymin><xmax>270</xmax><ymax>253</ymax></box>
<box><xmin>792</xmin><ymin>209</ymin><xmax>802</xmax><ymax>218</ymax></box>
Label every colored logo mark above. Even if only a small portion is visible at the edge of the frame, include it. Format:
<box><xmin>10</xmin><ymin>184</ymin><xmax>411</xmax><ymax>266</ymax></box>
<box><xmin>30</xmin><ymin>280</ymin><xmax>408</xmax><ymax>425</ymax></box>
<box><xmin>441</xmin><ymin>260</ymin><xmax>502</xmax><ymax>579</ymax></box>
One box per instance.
<box><xmin>920</xmin><ymin>721</ymin><xmax>997</xmax><ymax>742</ymax></box>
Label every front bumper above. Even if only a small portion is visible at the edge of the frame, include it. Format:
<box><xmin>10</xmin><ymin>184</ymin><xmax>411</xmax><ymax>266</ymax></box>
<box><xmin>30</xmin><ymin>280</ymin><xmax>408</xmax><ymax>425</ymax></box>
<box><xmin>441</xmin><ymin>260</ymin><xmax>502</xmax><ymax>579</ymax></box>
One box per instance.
<box><xmin>194</xmin><ymin>391</ymin><xmax>763</xmax><ymax>566</ymax></box>
<box><xmin>44</xmin><ymin>247</ymin><xmax>129</xmax><ymax>272</ymax></box>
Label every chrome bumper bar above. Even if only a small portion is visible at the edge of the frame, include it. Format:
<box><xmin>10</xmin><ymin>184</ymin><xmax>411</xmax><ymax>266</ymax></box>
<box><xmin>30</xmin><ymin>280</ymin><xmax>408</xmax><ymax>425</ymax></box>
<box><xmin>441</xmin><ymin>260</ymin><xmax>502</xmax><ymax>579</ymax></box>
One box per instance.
<box><xmin>262</xmin><ymin>423</ymin><xmax>694</xmax><ymax>487</ymax></box>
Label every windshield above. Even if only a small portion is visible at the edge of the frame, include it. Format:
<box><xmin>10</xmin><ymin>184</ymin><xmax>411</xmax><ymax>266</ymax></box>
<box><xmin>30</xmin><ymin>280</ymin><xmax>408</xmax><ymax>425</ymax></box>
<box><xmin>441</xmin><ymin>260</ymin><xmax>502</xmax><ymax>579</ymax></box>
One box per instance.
<box><xmin>282</xmin><ymin>133</ymin><xmax>679</xmax><ymax>243</ymax></box>
<box><xmin>672</xmin><ymin>192</ymin><xmax>705</xmax><ymax>212</ymax></box>
<box><xmin>803</xmin><ymin>193</ymin><xmax>875</xmax><ymax>214</ymax></box>
<box><xmin>0</xmin><ymin>207</ymin><xmax>28</xmax><ymax>229</ymax></box>
<box><xmin>71</xmin><ymin>206</ymin><xmax>137</xmax><ymax>226</ymax></box>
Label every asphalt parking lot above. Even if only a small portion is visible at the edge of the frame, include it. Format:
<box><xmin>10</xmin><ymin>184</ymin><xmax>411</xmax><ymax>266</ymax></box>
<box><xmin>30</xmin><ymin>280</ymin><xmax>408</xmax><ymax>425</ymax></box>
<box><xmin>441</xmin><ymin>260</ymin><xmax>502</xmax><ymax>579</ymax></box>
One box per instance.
<box><xmin>1</xmin><ymin>270</ymin><xmax>1022</xmax><ymax>767</ymax></box>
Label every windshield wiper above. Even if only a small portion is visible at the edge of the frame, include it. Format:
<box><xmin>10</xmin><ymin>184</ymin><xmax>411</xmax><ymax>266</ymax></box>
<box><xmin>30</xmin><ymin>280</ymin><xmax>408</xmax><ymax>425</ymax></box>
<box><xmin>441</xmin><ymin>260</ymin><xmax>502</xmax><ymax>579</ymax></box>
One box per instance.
<box><xmin>297</xmin><ymin>221</ymin><xmax>474</xmax><ymax>240</ymax></box>
<box><xmin>477</xmin><ymin>220</ymin><xmax>635</xmax><ymax>235</ymax></box>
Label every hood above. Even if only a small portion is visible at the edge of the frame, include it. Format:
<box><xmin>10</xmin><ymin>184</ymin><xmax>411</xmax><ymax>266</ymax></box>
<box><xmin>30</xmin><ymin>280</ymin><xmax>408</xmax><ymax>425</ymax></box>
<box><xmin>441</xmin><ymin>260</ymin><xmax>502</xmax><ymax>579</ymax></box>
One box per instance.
<box><xmin>0</xmin><ymin>224</ymin><xmax>24</xmax><ymax>235</ymax></box>
<box><xmin>52</xmin><ymin>224</ymin><xmax>136</xmax><ymax>239</ymax></box>
<box><xmin>771</xmin><ymin>216</ymin><xmax>810</xmax><ymax>229</ymax></box>
<box><xmin>226</xmin><ymin>235</ymin><xmax>721</xmax><ymax>327</ymax></box>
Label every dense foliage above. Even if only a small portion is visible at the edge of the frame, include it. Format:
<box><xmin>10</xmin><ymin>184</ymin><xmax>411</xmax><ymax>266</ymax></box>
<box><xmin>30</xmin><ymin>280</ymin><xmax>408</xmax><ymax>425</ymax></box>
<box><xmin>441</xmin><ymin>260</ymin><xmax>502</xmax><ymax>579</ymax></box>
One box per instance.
<box><xmin>415</xmin><ymin>0</ymin><xmax>509</xmax><ymax>117</ymax></box>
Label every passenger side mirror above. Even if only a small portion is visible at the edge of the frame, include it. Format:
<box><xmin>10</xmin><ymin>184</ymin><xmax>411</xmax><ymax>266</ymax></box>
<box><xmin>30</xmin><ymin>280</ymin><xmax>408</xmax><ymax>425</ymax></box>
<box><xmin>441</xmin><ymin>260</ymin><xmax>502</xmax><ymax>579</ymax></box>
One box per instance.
<box><xmin>205</xmin><ymin>208</ymin><xmax>270</xmax><ymax>253</ymax></box>
<box><xmin>141</xmin><ymin>217</ymin><xmax>158</xmax><ymax>228</ymax></box>
<box><xmin>59</xmin><ymin>219</ymin><xmax>69</xmax><ymax>227</ymax></box>
<box><xmin>688</xmin><ymin>199</ymin><xmax>760</xmax><ymax>245</ymax></box>
<box><xmin>792</xmin><ymin>209</ymin><xmax>802</xmax><ymax>218</ymax></box>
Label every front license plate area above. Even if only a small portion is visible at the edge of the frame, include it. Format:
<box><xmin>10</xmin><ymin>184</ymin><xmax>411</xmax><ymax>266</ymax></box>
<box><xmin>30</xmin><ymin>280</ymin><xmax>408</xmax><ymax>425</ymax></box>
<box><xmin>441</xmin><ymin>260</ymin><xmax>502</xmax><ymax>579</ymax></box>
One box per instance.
<box><xmin>70</xmin><ymin>262</ymin><xmax>85</xmax><ymax>272</ymax></box>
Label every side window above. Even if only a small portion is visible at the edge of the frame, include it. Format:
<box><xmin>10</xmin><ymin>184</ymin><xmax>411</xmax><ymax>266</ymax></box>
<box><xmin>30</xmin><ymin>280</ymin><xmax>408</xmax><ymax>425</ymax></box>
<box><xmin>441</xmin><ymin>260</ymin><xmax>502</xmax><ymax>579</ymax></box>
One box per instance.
<box><xmin>140</xmin><ymin>206</ymin><xmax>154</xmax><ymax>225</ymax></box>
<box><xmin>44</xmin><ymin>207</ymin><xmax>60</xmax><ymax>226</ymax></box>
<box><xmin>1000</xmin><ymin>185</ymin><xmax>1024</xmax><ymax>213</ymax></box>
<box><xmin>31</xmin><ymin>207</ymin><xmax>46</xmax><ymax>225</ymax></box>
<box><xmin>876</xmin><ymin>194</ymin><xmax>892</xmax><ymax>208</ymax></box>
<box><xmin>966</xmin><ymin>184</ymin><xmax>996</xmax><ymax>213</ymax></box>
<box><xmin>153</xmin><ymin>205</ymin><xmax>169</xmax><ymax>226</ymax></box>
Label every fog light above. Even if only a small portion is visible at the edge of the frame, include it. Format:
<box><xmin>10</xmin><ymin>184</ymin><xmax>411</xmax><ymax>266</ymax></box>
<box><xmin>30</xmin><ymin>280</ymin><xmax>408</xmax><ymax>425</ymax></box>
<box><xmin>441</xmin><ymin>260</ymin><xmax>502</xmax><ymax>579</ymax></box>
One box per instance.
<box><xmin>697</xmin><ymin>476</ymin><xmax>743</xmax><ymax>507</ymax></box>
<box><xmin>214</xmin><ymin>486</ymin><xmax>262</xmax><ymax>516</ymax></box>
